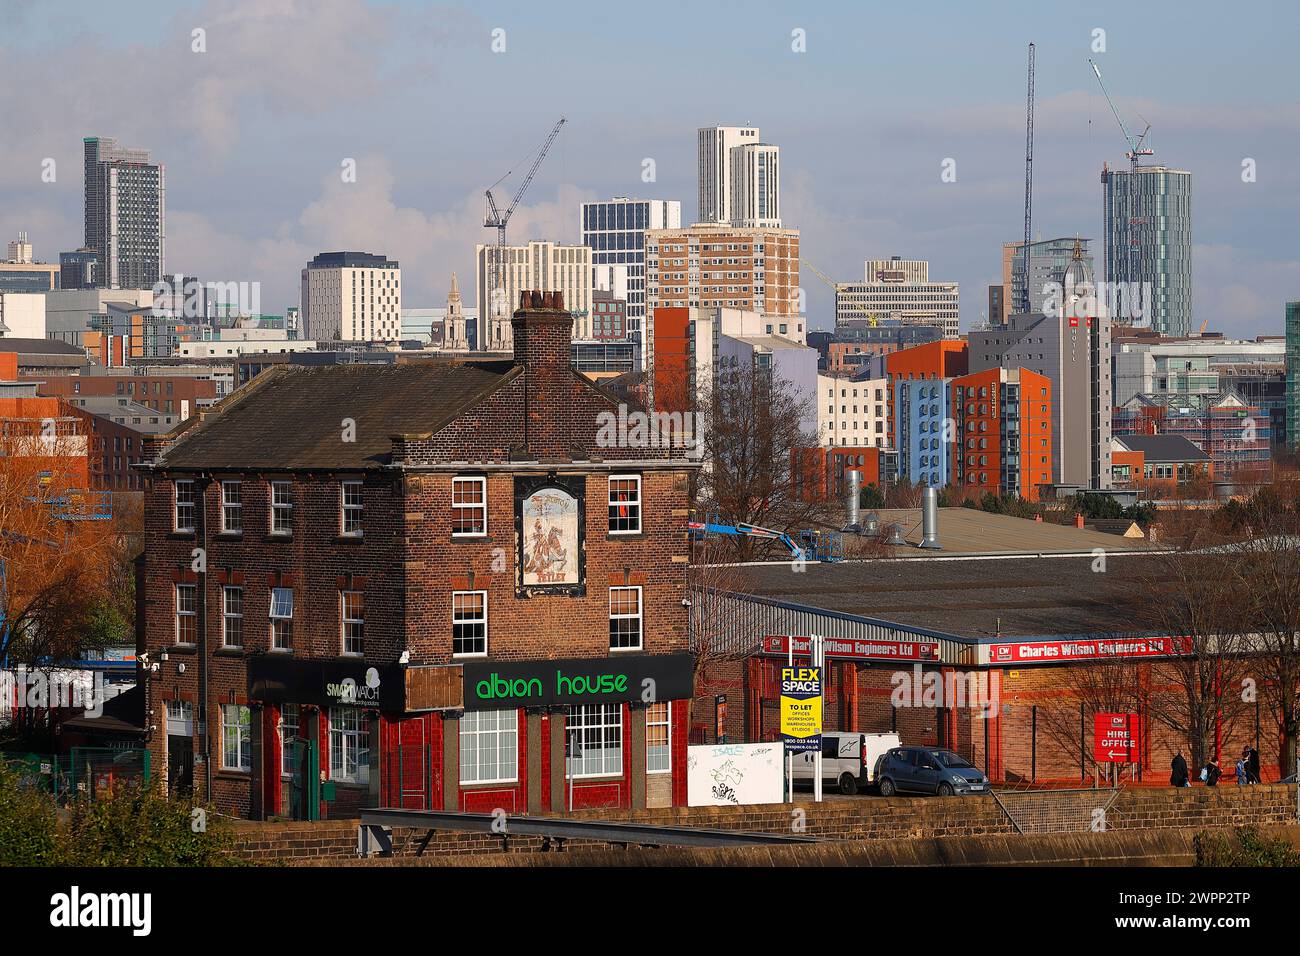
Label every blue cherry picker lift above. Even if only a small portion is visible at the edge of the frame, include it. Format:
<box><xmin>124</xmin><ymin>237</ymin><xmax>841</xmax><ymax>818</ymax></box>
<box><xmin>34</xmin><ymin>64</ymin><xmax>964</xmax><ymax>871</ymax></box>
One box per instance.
<box><xmin>686</xmin><ymin>513</ymin><xmax>843</xmax><ymax>562</ymax></box>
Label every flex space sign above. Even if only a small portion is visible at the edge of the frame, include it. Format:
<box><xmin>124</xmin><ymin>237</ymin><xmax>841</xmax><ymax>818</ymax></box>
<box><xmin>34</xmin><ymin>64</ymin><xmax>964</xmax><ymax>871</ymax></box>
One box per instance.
<box><xmin>780</xmin><ymin>666</ymin><xmax>822</xmax><ymax>754</ymax></box>
<box><xmin>462</xmin><ymin>654</ymin><xmax>694</xmax><ymax>710</ymax></box>
<box><xmin>763</xmin><ymin>635</ymin><xmax>939</xmax><ymax>662</ymax></box>
<box><xmin>1094</xmin><ymin>712</ymin><xmax>1141</xmax><ymax>763</ymax></box>
<box><xmin>982</xmin><ymin>636</ymin><xmax>1193</xmax><ymax>666</ymax></box>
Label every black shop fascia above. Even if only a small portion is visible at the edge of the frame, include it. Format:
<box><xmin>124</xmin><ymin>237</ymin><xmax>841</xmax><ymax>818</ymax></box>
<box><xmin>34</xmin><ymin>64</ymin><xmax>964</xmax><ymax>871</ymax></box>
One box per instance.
<box><xmin>248</xmin><ymin>655</ymin><xmax>406</xmax><ymax>712</ymax></box>
<box><xmin>462</xmin><ymin>654</ymin><xmax>694</xmax><ymax>711</ymax></box>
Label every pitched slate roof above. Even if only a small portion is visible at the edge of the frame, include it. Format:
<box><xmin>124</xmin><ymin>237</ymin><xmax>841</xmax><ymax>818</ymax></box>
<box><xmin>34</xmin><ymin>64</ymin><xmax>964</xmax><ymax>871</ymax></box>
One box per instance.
<box><xmin>1112</xmin><ymin>433</ymin><xmax>1210</xmax><ymax>462</ymax></box>
<box><xmin>158</xmin><ymin>359</ymin><xmax>517</xmax><ymax>470</ymax></box>
<box><xmin>0</xmin><ymin>338</ymin><xmax>84</xmax><ymax>355</ymax></box>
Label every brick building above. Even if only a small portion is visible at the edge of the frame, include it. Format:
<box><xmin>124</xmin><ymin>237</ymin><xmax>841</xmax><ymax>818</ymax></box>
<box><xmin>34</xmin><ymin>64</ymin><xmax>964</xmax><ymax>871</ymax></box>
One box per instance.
<box><xmin>951</xmin><ymin>367</ymin><xmax>1053</xmax><ymax>500</ymax></box>
<box><xmin>692</xmin><ymin>546</ymin><xmax>1286</xmax><ymax>784</ymax></box>
<box><xmin>645</xmin><ymin>224</ymin><xmax>799</xmax><ymax>320</ymax></box>
<box><xmin>33</xmin><ymin>370</ymin><xmax>218</xmax><ymax>418</ymax></box>
<box><xmin>791</xmin><ymin>446</ymin><xmax>887</xmax><ymax>502</ymax></box>
<box><xmin>826</xmin><ymin>324</ymin><xmax>944</xmax><ymax>375</ymax></box>
<box><xmin>1110</xmin><ymin>433</ymin><xmax>1213</xmax><ymax>491</ymax></box>
<box><xmin>65</xmin><ymin>406</ymin><xmax>150</xmax><ymax>492</ymax></box>
<box><xmin>137</xmin><ymin>291</ymin><xmax>697</xmax><ymax>820</ymax></box>
<box><xmin>0</xmin><ymin>352</ymin><xmax>90</xmax><ymax>490</ymax></box>
<box><xmin>1114</xmin><ymin>391</ymin><xmax>1270</xmax><ymax>479</ymax></box>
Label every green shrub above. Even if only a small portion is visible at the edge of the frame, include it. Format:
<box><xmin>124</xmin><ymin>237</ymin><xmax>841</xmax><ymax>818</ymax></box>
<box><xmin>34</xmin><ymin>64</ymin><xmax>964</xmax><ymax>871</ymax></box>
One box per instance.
<box><xmin>0</xmin><ymin>763</ymin><xmax>61</xmax><ymax>865</ymax></box>
<box><xmin>0</xmin><ymin>764</ymin><xmax>243</xmax><ymax>867</ymax></box>
<box><xmin>1195</xmin><ymin>826</ymin><xmax>1300</xmax><ymax>867</ymax></box>
<box><xmin>59</xmin><ymin>783</ymin><xmax>243</xmax><ymax>866</ymax></box>
<box><xmin>860</xmin><ymin>483</ymin><xmax>886</xmax><ymax>509</ymax></box>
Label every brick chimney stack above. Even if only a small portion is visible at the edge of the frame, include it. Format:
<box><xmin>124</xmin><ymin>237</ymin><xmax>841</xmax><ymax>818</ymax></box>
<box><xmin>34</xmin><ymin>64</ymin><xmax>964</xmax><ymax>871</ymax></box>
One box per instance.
<box><xmin>512</xmin><ymin>289</ymin><xmax>574</xmax><ymax>459</ymax></box>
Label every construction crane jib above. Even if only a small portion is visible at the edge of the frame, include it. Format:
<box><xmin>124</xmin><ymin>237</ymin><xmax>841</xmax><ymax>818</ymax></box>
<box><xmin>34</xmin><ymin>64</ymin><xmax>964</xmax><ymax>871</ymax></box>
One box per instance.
<box><xmin>483</xmin><ymin>117</ymin><xmax>567</xmax><ymax>312</ymax></box>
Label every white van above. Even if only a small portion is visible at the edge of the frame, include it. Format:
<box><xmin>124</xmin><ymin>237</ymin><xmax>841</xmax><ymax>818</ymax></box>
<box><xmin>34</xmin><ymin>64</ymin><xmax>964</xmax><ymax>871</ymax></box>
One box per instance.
<box><xmin>789</xmin><ymin>731</ymin><xmax>902</xmax><ymax>794</ymax></box>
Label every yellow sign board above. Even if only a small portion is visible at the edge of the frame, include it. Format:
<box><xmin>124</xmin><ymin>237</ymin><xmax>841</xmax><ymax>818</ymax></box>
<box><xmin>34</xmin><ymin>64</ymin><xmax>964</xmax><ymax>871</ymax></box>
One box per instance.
<box><xmin>780</xmin><ymin>666</ymin><xmax>822</xmax><ymax>752</ymax></box>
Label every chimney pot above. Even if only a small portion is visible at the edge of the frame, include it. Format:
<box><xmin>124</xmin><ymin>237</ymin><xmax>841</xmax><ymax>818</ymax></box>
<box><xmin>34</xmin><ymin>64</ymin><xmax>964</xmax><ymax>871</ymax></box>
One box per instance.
<box><xmin>519</xmin><ymin>290</ymin><xmax>530</xmax><ymax>310</ymax></box>
<box><xmin>531</xmin><ymin>289</ymin><xmax>543</xmax><ymax>309</ymax></box>
<box><xmin>542</xmin><ymin>291</ymin><xmax>555</xmax><ymax>310</ymax></box>
<box><xmin>553</xmin><ymin>290</ymin><xmax>564</xmax><ymax>311</ymax></box>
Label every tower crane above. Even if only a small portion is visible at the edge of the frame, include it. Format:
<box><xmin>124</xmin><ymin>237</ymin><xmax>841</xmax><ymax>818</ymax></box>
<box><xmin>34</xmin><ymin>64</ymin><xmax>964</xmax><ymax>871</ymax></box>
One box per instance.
<box><xmin>483</xmin><ymin>117</ymin><xmax>567</xmax><ymax>314</ymax></box>
<box><xmin>1090</xmin><ymin>59</ymin><xmax>1153</xmax><ymax>321</ymax></box>
<box><xmin>1019</xmin><ymin>42</ymin><xmax>1035</xmax><ymax>315</ymax></box>
<box><xmin>800</xmin><ymin>258</ymin><xmax>837</xmax><ymax>290</ymax></box>
<box><xmin>801</xmin><ymin>258</ymin><xmax>879</xmax><ymax>326</ymax></box>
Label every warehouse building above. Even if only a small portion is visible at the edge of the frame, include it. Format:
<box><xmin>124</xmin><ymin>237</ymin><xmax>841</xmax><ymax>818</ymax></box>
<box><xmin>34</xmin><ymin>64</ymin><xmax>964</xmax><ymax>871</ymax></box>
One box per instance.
<box><xmin>691</xmin><ymin>509</ymin><xmax>1282</xmax><ymax>784</ymax></box>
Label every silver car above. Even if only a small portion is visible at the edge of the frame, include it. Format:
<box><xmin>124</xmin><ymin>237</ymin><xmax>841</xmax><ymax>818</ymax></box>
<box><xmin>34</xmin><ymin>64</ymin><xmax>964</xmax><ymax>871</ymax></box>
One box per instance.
<box><xmin>874</xmin><ymin>746</ymin><xmax>990</xmax><ymax>797</ymax></box>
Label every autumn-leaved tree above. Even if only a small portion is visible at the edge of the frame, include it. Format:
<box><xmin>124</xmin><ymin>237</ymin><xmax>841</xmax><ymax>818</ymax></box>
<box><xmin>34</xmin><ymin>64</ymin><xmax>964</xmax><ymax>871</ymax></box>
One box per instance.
<box><xmin>0</xmin><ymin>432</ymin><xmax>131</xmax><ymax>672</ymax></box>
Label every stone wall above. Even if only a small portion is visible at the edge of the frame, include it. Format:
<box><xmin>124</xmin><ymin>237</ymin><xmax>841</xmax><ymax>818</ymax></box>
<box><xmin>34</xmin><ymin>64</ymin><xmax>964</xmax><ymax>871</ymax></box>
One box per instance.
<box><xmin>230</xmin><ymin>783</ymin><xmax>1299</xmax><ymax>863</ymax></box>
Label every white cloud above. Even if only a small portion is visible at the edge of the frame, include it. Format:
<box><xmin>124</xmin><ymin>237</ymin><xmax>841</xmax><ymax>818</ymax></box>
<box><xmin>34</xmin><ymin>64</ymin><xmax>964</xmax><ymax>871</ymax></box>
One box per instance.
<box><xmin>168</xmin><ymin>154</ymin><xmax>594</xmax><ymax>312</ymax></box>
<box><xmin>1193</xmin><ymin>243</ymin><xmax>1300</xmax><ymax>337</ymax></box>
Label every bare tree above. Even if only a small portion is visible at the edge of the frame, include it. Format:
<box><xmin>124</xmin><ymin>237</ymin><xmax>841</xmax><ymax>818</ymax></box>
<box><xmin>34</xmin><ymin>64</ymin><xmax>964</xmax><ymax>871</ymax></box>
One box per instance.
<box><xmin>885</xmin><ymin>480</ymin><xmax>924</xmax><ymax>510</ymax></box>
<box><xmin>684</xmin><ymin>543</ymin><xmax>768</xmax><ymax>743</ymax></box>
<box><xmin>692</xmin><ymin>363</ymin><xmax>829</xmax><ymax>559</ymax></box>
<box><xmin>1035</xmin><ymin>646</ymin><xmax>1146</xmax><ymax>785</ymax></box>
<box><xmin>1222</xmin><ymin>497</ymin><xmax>1300</xmax><ymax>777</ymax></box>
<box><xmin>1132</xmin><ymin>551</ymin><xmax>1254</xmax><ymax>771</ymax></box>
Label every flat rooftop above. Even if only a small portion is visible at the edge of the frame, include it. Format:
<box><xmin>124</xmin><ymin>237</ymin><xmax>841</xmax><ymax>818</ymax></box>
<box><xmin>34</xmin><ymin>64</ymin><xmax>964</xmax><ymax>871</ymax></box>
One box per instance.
<box><xmin>732</xmin><ymin>551</ymin><xmax>1163</xmax><ymax>639</ymax></box>
<box><xmin>859</xmin><ymin>507</ymin><xmax>1151</xmax><ymax>556</ymax></box>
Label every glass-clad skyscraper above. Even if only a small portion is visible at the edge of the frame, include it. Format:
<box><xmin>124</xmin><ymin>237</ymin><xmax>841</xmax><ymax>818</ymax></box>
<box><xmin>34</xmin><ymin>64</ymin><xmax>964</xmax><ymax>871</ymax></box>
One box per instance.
<box><xmin>1010</xmin><ymin>237</ymin><xmax>1094</xmax><ymax>319</ymax></box>
<box><xmin>1101</xmin><ymin>165</ymin><xmax>1191</xmax><ymax>336</ymax></box>
<box><xmin>1286</xmin><ymin>302</ymin><xmax>1300</xmax><ymax>453</ymax></box>
<box><xmin>580</xmin><ymin>198</ymin><xmax>681</xmax><ymax>364</ymax></box>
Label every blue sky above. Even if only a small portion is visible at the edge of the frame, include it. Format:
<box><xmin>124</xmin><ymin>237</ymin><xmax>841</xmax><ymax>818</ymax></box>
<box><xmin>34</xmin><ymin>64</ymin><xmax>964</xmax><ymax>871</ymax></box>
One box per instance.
<box><xmin>3</xmin><ymin>0</ymin><xmax>1297</xmax><ymax>334</ymax></box>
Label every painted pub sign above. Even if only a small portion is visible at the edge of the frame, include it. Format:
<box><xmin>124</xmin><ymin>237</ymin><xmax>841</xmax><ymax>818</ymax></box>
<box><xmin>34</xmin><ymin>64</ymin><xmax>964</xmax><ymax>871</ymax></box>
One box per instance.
<box><xmin>516</xmin><ymin>475</ymin><xmax>586</xmax><ymax>596</ymax></box>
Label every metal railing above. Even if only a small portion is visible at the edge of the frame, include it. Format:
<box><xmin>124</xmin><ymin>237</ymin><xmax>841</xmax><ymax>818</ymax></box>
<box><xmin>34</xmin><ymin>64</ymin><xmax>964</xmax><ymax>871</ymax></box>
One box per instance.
<box><xmin>357</xmin><ymin>807</ymin><xmax>819</xmax><ymax>857</ymax></box>
<box><xmin>1</xmin><ymin>747</ymin><xmax>150</xmax><ymax>802</ymax></box>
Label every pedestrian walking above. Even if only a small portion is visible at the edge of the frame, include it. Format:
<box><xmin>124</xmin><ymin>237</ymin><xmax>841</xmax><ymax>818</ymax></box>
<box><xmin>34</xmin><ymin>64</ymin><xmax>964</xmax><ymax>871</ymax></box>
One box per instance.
<box><xmin>1201</xmin><ymin>759</ymin><xmax>1222</xmax><ymax>787</ymax></box>
<box><xmin>1170</xmin><ymin>751</ymin><xmax>1190</xmax><ymax>788</ymax></box>
<box><xmin>1247</xmin><ymin>746</ymin><xmax>1261</xmax><ymax>784</ymax></box>
<box><xmin>1235</xmin><ymin>756</ymin><xmax>1249</xmax><ymax>785</ymax></box>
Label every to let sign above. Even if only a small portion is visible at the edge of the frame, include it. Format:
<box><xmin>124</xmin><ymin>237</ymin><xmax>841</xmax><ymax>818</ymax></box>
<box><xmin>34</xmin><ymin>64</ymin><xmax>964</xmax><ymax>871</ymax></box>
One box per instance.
<box><xmin>1093</xmin><ymin>712</ymin><xmax>1140</xmax><ymax>763</ymax></box>
<box><xmin>780</xmin><ymin>666</ymin><xmax>822</xmax><ymax>754</ymax></box>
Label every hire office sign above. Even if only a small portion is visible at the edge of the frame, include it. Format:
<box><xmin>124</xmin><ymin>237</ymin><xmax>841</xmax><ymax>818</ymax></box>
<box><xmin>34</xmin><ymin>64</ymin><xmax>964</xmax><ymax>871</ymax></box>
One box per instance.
<box><xmin>780</xmin><ymin>666</ymin><xmax>822</xmax><ymax>754</ymax></box>
<box><xmin>1093</xmin><ymin>712</ymin><xmax>1141</xmax><ymax>763</ymax></box>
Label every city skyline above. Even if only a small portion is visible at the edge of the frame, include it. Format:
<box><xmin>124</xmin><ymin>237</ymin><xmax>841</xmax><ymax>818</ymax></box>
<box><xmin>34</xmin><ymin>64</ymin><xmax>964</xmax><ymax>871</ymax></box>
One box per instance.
<box><xmin>1</xmin><ymin>0</ymin><xmax>1297</xmax><ymax>337</ymax></box>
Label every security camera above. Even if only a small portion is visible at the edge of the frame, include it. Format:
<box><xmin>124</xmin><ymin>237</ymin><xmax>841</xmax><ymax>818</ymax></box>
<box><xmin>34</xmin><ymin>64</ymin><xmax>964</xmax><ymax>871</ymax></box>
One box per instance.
<box><xmin>398</xmin><ymin>650</ymin><xmax>411</xmax><ymax>665</ymax></box>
